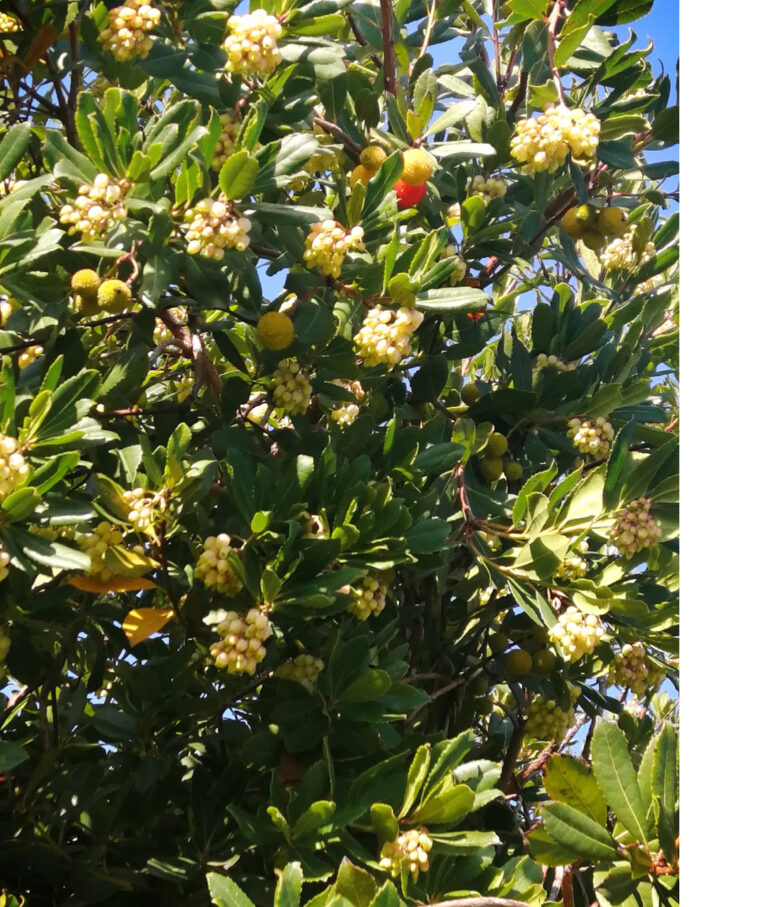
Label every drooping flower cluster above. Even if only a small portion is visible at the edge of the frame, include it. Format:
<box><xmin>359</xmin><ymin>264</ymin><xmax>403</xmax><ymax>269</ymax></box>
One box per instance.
<box><xmin>600</xmin><ymin>224</ymin><xmax>656</xmax><ymax>270</ymax></box>
<box><xmin>275</xmin><ymin>654</ymin><xmax>324</xmax><ymax>690</ymax></box>
<box><xmin>567</xmin><ymin>416</ymin><xmax>614</xmax><ymax>459</ymax></box>
<box><xmin>471</xmin><ymin>175</ymin><xmax>506</xmax><ymax>201</ymax></box>
<box><xmin>212</xmin><ymin>115</ymin><xmax>240</xmax><ymax>170</ymax></box>
<box><xmin>122</xmin><ymin>487</ymin><xmax>164</xmax><ymax>534</ymax></box>
<box><xmin>272</xmin><ymin>359</ymin><xmax>312</xmax><ymax>415</ymax></box>
<box><xmin>354</xmin><ymin>307</ymin><xmax>424</xmax><ymax>368</ymax></box>
<box><xmin>223</xmin><ymin>10</ymin><xmax>282</xmax><ymax>77</ymax></box>
<box><xmin>194</xmin><ymin>534</ymin><xmax>242</xmax><ymax>596</ymax></box>
<box><xmin>0</xmin><ymin>626</ymin><xmax>10</xmax><ymax>678</ymax></box>
<box><xmin>348</xmin><ymin>573</ymin><xmax>389</xmax><ymax>620</ymax></box>
<box><xmin>607</xmin><ymin>641</ymin><xmax>665</xmax><ymax>696</ymax></box>
<box><xmin>303</xmin><ymin>220</ymin><xmax>365</xmax><ymax>278</ymax></box>
<box><xmin>18</xmin><ymin>344</ymin><xmax>43</xmax><ymax>370</ymax></box>
<box><xmin>0</xmin><ymin>436</ymin><xmax>30</xmax><ymax>502</ymax></box>
<box><xmin>380</xmin><ymin>828</ymin><xmax>433</xmax><ymax>881</ymax></box>
<box><xmin>555</xmin><ymin>554</ymin><xmax>588</xmax><ymax>582</ymax></box>
<box><xmin>511</xmin><ymin>104</ymin><xmax>601</xmax><ymax>173</ymax></box>
<box><xmin>609</xmin><ymin>497</ymin><xmax>662</xmax><ymax>558</ymax></box>
<box><xmin>210</xmin><ymin>608</ymin><xmax>271</xmax><ymax>675</ymax></box>
<box><xmin>329</xmin><ymin>379</ymin><xmax>365</xmax><ymax>426</ymax></box>
<box><xmin>548</xmin><ymin>605</ymin><xmax>607</xmax><ymax>662</ymax></box>
<box><xmin>525</xmin><ymin>684</ymin><xmax>579</xmax><ymax>742</ymax></box>
<box><xmin>535</xmin><ymin>353</ymin><xmax>577</xmax><ymax>373</ymax></box>
<box><xmin>441</xmin><ymin>243</ymin><xmax>467</xmax><ymax>286</ymax></box>
<box><xmin>182</xmin><ymin>196</ymin><xmax>251</xmax><ymax>260</ymax></box>
<box><xmin>97</xmin><ymin>1</ymin><xmax>162</xmax><ymax>62</ymax></box>
<box><xmin>0</xmin><ymin>543</ymin><xmax>10</xmax><ymax>582</ymax></box>
<box><xmin>59</xmin><ymin>174</ymin><xmax>128</xmax><ymax>242</ymax></box>
<box><xmin>78</xmin><ymin>522</ymin><xmax>124</xmax><ymax>582</ymax></box>
<box><xmin>0</xmin><ymin>13</ymin><xmax>21</xmax><ymax>32</ymax></box>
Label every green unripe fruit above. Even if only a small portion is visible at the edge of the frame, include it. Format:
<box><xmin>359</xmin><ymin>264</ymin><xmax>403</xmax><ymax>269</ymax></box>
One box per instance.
<box><xmin>597</xmin><ymin>206</ymin><xmax>627</xmax><ymax>238</ymax></box>
<box><xmin>486</xmin><ymin>432</ymin><xmax>508</xmax><ymax>457</ymax></box>
<box><xmin>470</xmin><ymin>674</ymin><xmax>490</xmax><ymax>696</ymax></box>
<box><xmin>561</xmin><ymin>207</ymin><xmax>586</xmax><ymax>239</ymax></box>
<box><xmin>461</xmin><ymin>381</ymin><xmax>480</xmax><ymax>404</ymax></box>
<box><xmin>504</xmin><ymin>461</ymin><xmax>523</xmax><ymax>481</ymax></box>
<box><xmin>532</xmin><ymin>649</ymin><xmax>557</xmax><ymax>673</ymax></box>
<box><xmin>70</xmin><ymin>268</ymin><xmax>102</xmax><ymax>315</ymax></box>
<box><xmin>97</xmin><ymin>279</ymin><xmax>132</xmax><ymax>313</ymax></box>
<box><xmin>505</xmin><ymin>649</ymin><xmax>533</xmax><ymax>676</ymax></box>
<box><xmin>582</xmin><ymin>229</ymin><xmax>604</xmax><ymax>251</ymax></box>
<box><xmin>489</xmin><ymin>632</ymin><xmax>508</xmax><ymax>655</ymax></box>
<box><xmin>478</xmin><ymin>456</ymin><xmax>504</xmax><ymax>482</ymax></box>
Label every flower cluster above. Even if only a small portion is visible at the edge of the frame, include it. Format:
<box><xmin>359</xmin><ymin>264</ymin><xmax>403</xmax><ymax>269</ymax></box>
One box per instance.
<box><xmin>0</xmin><ymin>436</ymin><xmax>30</xmax><ymax>502</ymax></box>
<box><xmin>567</xmin><ymin>416</ymin><xmax>614</xmax><ymax>459</ymax></box>
<box><xmin>609</xmin><ymin>497</ymin><xmax>662</xmax><ymax>558</ymax></box>
<box><xmin>471</xmin><ymin>174</ymin><xmax>506</xmax><ymax>202</ymax></box>
<box><xmin>78</xmin><ymin>522</ymin><xmax>124</xmax><ymax>582</ymax></box>
<box><xmin>330</xmin><ymin>379</ymin><xmax>365</xmax><ymax>426</ymax></box>
<box><xmin>210</xmin><ymin>608</ymin><xmax>271</xmax><ymax>675</ymax></box>
<box><xmin>608</xmin><ymin>641</ymin><xmax>665</xmax><ymax>696</ymax></box>
<box><xmin>441</xmin><ymin>243</ymin><xmax>467</xmax><ymax>286</ymax></box>
<box><xmin>634</xmin><ymin>273</ymin><xmax>665</xmax><ymax>296</ymax></box>
<box><xmin>59</xmin><ymin>174</ymin><xmax>128</xmax><ymax>242</ymax></box>
<box><xmin>223</xmin><ymin>10</ymin><xmax>282</xmax><ymax>76</ymax></box>
<box><xmin>194</xmin><ymin>534</ymin><xmax>242</xmax><ymax>596</ymax></box>
<box><xmin>0</xmin><ymin>13</ymin><xmax>21</xmax><ymax>32</ymax></box>
<box><xmin>0</xmin><ymin>296</ymin><xmax>15</xmax><ymax>326</ymax></box>
<box><xmin>380</xmin><ymin>828</ymin><xmax>433</xmax><ymax>881</ymax></box>
<box><xmin>525</xmin><ymin>687</ymin><xmax>578</xmax><ymax>742</ymax></box>
<box><xmin>348</xmin><ymin>573</ymin><xmax>389</xmax><ymax>620</ymax></box>
<box><xmin>18</xmin><ymin>344</ymin><xmax>43</xmax><ymax>370</ymax></box>
<box><xmin>548</xmin><ymin>605</ymin><xmax>607</xmax><ymax>662</ymax></box>
<box><xmin>97</xmin><ymin>1</ymin><xmax>161</xmax><ymax>62</ymax></box>
<box><xmin>122</xmin><ymin>488</ymin><xmax>164</xmax><ymax>534</ymax></box>
<box><xmin>275</xmin><ymin>654</ymin><xmax>324</xmax><ymax>690</ymax></box>
<box><xmin>272</xmin><ymin>359</ymin><xmax>312</xmax><ymax>415</ymax></box>
<box><xmin>0</xmin><ymin>627</ymin><xmax>10</xmax><ymax>678</ymax></box>
<box><xmin>303</xmin><ymin>220</ymin><xmax>365</xmax><ymax>278</ymax></box>
<box><xmin>555</xmin><ymin>555</ymin><xmax>588</xmax><ymax>582</ymax></box>
<box><xmin>535</xmin><ymin>353</ymin><xmax>577</xmax><ymax>373</ymax></box>
<box><xmin>0</xmin><ymin>543</ymin><xmax>10</xmax><ymax>582</ymax></box>
<box><xmin>511</xmin><ymin>104</ymin><xmax>601</xmax><ymax>173</ymax></box>
<box><xmin>182</xmin><ymin>196</ymin><xmax>251</xmax><ymax>260</ymax></box>
<box><xmin>354</xmin><ymin>307</ymin><xmax>424</xmax><ymax>369</ymax></box>
<box><xmin>212</xmin><ymin>115</ymin><xmax>240</xmax><ymax>170</ymax></box>
<box><xmin>600</xmin><ymin>224</ymin><xmax>656</xmax><ymax>271</ymax></box>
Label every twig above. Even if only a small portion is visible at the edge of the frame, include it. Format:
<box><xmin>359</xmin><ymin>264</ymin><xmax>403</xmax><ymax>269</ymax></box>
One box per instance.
<box><xmin>547</xmin><ymin>0</ymin><xmax>565</xmax><ymax>104</ymax></box>
<box><xmin>312</xmin><ymin>114</ymin><xmax>362</xmax><ymax>162</ymax></box>
<box><xmin>414</xmin><ymin>0</ymin><xmax>439</xmax><ymax>72</ymax></box>
<box><xmin>509</xmin><ymin>70</ymin><xmax>529</xmax><ymax>115</ymax></box>
<box><xmin>425</xmin><ymin>898</ymin><xmax>531</xmax><ymax>907</ymax></box>
<box><xmin>347</xmin><ymin>14</ymin><xmax>383</xmax><ymax>69</ymax></box>
<box><xmin>380</xmin><ymin>0</ymin><xmax>398</xmax><ymax>96</ymax></box>
<box><xmin>492</xmin><ymin>0</ymin><xmax>502</xmax><ymax>89</ymax></box>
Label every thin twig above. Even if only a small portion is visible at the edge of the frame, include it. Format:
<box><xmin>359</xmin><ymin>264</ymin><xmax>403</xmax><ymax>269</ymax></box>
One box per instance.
<box><xmin>414</xmin><ymin>0</ymin><xmax>439</xmax><ymax>72</ymax></box>
<box><xmin>380</xmin><ymin>0</ymin><xmax>398</xmax><ymax>96</ymax></box>
<box><xmin>547</xmin><ymin>0</ymin><xmax>565</xmax><ymax>104</ymax></box>
<box><xmin>312</xmin><ymin>114</ymin><xmax>362</xmax><ymax>162</ymax></box>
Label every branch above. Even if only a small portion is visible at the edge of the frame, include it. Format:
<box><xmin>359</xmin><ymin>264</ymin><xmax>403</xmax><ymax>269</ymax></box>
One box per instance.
<box><xmin>414</xmin><ymin>0</ymin><xmax>439</xmax><ymax>70</ymax></box>
<box><xmin>547</xmin><ymin>0</ymin><xmax>565</xmax><ymax>104</ymax></box>
<box><xmin>312</xmin><ymin>114</ymin><xmax>362</xmax><ymax>162</ymax></box>
<box><xmin>425</xmin><ymin>899</ymin><xmax>532</xmax><ymax>907</ymax></box>
<box><xmin>379</xmin><ymin>0</ymin><xmax>398</xmax><ymax>96</ymax></box>
<box><xmin>347</xmin><ymin>13</ymin><xmax>382</xmax><ymax>69</ymax></box>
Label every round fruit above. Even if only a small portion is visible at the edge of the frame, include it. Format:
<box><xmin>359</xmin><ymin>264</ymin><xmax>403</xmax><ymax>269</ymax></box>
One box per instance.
<box><xmin>461</xmin><ymin>382</ymin><xmax>480</xmax><ymax>404</ymax></box>
<box><xmin>394</xmin><ymin>179</ymin><xmax>426</xmax><ymax>209</ymax></box>
<box><xmin>582</xmin><ymin>229</ymin><xmax>604</xmax><ymax>251</ymax></box>
<box><xmin>400</xmin><ymin>148</ymin><xmax>434</xmax><ymax>186</ymax></box>
<box><xmin>360</xmin><ymin>145</ymin><xmax>387</xmax><ymax>172</ymax></box>
<box><xmin>350</xmin><ymin>164</ymin><xmax>373</xmax><ymax>188</ymax></box>
<box><xmin>504</xmin><ymin>461</ymin><xmax>523</xmax><ymax>481</ymax></box>
<box><xmin>257</xmin><ymin>311</ymin><xmax>295</xmax><ymax>351</ymax></box>
<box><xmin>478</xmin><ymin>456</ymin><xmax>504</xmax><ymax>482</ymax></box>
<box><xmin>597</xmin><ymin>206</ymin><xmax>627</xmax><ymax>238</ymax></box>
<box><xmin>486</xmin><ymin>432</ymin><xmax>508</xmax><ymax>457</ymax></box>
<box><xmin>561</xmin><ymin>207</ymin><xmax>586</xmax><ymax>239</ymax></box>
<box><xmin>97</xmin><ymin>279</ymin><xmax>132</xmax><ymax>313</ymax></box>
<box><xmin>532</xmin><ymin>649</ymin><xmax>557</xmax><ymax>673</ymax></box>
<box><xmin>574</xmin><ymin>203</ymin><xmax>597</xmax><ymax>228</ymax></box>
<box><xmin>469</xmin><ymin>674</ymin><xmax>490</xmax><ymax>696</ymax></box>
<box><xmin>505</xmin><ymin>649</ymin><xmax>533</xmax><ymax>676</ymax></box>
<box><xmin>71</xmin><ymin>269</ymin><xmax>101</xmax><ymax>294</ymax></box>
<box><xmin>489</xmin><ymin>632</ymin><xmax>508</xmax><ymax>655</ymax></box>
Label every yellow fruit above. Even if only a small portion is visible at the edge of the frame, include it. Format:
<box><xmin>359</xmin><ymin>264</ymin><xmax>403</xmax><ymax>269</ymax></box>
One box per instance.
<box><xmin>561</xmin><ymin>207</ymin><xmax>585</xmax><ymax>239</ymax></box>
<box><xmin>582</xmin><ymin>229</ymin><xmax>604</xmax><ymax>251</ymax></box>
<box><xmin>400</xmin><ymin>148</ymin><xmax>434</xmax><ymax>186</ymax></box>
<box><xmin>505</xmin><ymin>649</ymin><xmax>533</xmax><ymax>675</ymax></box>
<box><xmin>489</xmin><ymin>632</ymin><xmax>508</xmax><ymax>655</ymax></box>
<box><xmin>461</xmin><ymin>381</ymin><xmax>480</xmax><ymax>404</ymax></box>
<box><xmin>504</xmin><ymin>461</ymin><xmax>523</xmax><ymax>481</ymax></box>
<box><xmin>257</xmin><ymin>311</ymin><xmax>295</xmax><ymax>351</ymax></box>
<box><xmin>478</xmin><ymin>456</ymin><xmax>504</xmax><ymax>482</ymax></box>
<box><xmin>360</xmin><ymin>145</ymin><xmax>387</xmax><ymax>172</ymax></box>
<box><xmin>532</xmin><ymin>649</ymin><xmax>557</xmax><ymax>673</ymax></box>
<box><xmin>597</xmin><ymin>206</ymin><xmax>627</xmax><ymax>237</ymax></box>
<box><xmin>70</xmin><ymin>269</ymin><xmax>102</xmax><ymax>315</ymax></box>
<box><xmin>350</xmin><ymin>164</ymin><xmax>372</xmax><ymax>188</ymax></box>
<box><xmin>97</xmin><ymin>279</ymin><xmax>132</xmax><ymax>313</ymax></box>
<box><xmin>574</xmin><ymin>203</ymin><xmax>597</xmax><ymax>228</ymax></box>
<box><xmin>486</xmin><ymin>432</ymin><xmax>508</xmax><ymax>457</ymax></box>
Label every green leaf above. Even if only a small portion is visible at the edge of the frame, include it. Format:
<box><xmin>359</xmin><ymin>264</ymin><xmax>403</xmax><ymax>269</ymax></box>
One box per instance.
<box><xmin>207</xmin><ymin>873</ymin><xmax>256</xmax><ymax>907</ymax></box>
<box><xmin>293</xmin><ymin>801</ymin><xmax>336</xmax><ymax>841</ymax></box>
<box><xmin>339</xmin><ymin>669</ymin><xmax>391</xmax><ymax>703</ymax></box>
<box><xmin>652</xmin><ymin>724</ymin><xmax>678</xmax><ymax>816</ymax></box>
<box><xmin>513</xmin><ymin>532</ymin><xmax>570</xmax><ymax>579</ymax></box>
<box><xmin>591</xmin><ymin>722</ymin><xmax>650</xmax><ymax>845</ymax></box>
<box><xmin>400</xmin><ymin>744</ymin><xmax>430</xmax><ymax>818</ymax></box>
<box><xmin>370</xmin><ymin>803</ymin><xmax>398</xmax><ymax>842</ymax></box>
<box><xmin>429</xmin><ymin>830</ymin><xmax>500</xmax><ymax>852</ymax></box>
<box><xmin>219</xmin><ymin>150</ymin><xmax>260</xmax><ymax>200</ymax></box>
<box><xmin>411</xmin><ymin>784</ymin><xmax>474</xmax><ymax>824</ymax></box>
<box><xmin>335</xmin><ymin>858</ymin><xmax>377</xmax><ymax>907</ymax></box>
<box><xmin>149</xmin><ymin>125</ymin><xmax>208</xmax><ymax>181</ymax></box>
<box><xmin>539</xmin><ymin>801</ymin><xmax>618</xmax><ymax>861</ymax></box>
<box><xmin>413</xmin><ymin>442</ymin><xmax>465</xmax><ymax>475</ymax></box>
<box><xmin>555</xmin><ymin>0</ymin><xmax>615</xmax><ymax>67</ymax></box>
<box><xmin>1</xmin><ymin>487</ymin><xmax>40</xmax><ymax>523</ymax></box>
<box><xmin>274</xmin><ymin>863</ymin><xmax>303</xmax><ymax>907</ymax></box>
<box><xmin>543</xmin><ymin>755</ymin><xmax>608</xmax><ymax>823</ymax></box>
<box><xmin>415</xmin><ymin>287</ymin><xmax>489</xmax><ymax>313</ymax></box>
<box><xmin>424</xmin><ymin>99</ymin><xmax>477</xmax><ymax>137</ymax></box>
<box><xmin>0</xmin><ymin>122</ymin><xmax>32</xmax><ymax>181</ymax></box>
<box><xmin>0</xmin><ymin>740</ymin><xmax>29</xmax><ymax>773</ymax></box>
<box><xmin>369</xmin><ymin>881</ymin><xmax>402</xmax><ymax>907</ymax></box>
<box><xmin>75</xmin><ymin>93</ymin><xmax>122</xmax><ymax>175</ymax></box>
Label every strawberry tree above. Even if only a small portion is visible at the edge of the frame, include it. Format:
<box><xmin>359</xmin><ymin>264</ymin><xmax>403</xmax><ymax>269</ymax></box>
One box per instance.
<box><xmin>0</xmin><ymin>1</ymin><xmax>678</xmax><ymax>905</ymax></box>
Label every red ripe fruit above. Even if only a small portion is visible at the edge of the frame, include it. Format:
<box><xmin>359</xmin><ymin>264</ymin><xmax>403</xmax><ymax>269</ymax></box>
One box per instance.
<box><xmin>394</xmin><ymin>179</ymin><xmax>426</xmax><ymax>209</ymax></box>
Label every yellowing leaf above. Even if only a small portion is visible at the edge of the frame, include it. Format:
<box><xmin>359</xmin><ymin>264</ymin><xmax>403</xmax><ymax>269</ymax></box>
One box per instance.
<box><xmin>68</xmin><ymin>575</ymin><xmax>157</xmax><ymax>594</ymax></box>
<box><xmin>122</xmin><ymin>608</ymin><xmax>175</xmax><ymax>646</ymax></box>
<box><xmin>105</xmin><ymin>545</ymin><xmax>159</xmax><ymax>577</ymax></box>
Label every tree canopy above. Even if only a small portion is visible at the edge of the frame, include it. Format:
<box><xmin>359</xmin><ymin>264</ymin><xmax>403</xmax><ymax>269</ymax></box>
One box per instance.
<box><xmin>0</xmin><ymin>1</ymin><xmax>679</xmax><ymax>905</ymax></box>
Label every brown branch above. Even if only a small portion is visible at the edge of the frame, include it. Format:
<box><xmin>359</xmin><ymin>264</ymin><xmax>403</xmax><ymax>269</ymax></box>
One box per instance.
<box><xmin>380</xmin><ymin>0</ymin><xmax>398</xmax><ymax>96</ymax></box>
<box><xmin>347</xmin><ymin>13</ymin><xmax>382</xmax><ymax>69</ymax></box>
<box><xmin>425</xmin><ymin>898</ymin><xmax>531</xmax><ymax>907</ymax></box>
<box><xmin>547</xmin><ymin>0</ymin><xmax>565</xmax><ymax>104</ymax></box>
<box><xmin>312</xmin><ymin>114</ymin><xmax>362</xmax><ymax>163</ymax></box>
<box><xmin>414</xmin><ymin>0</ymin><xmax>439</xmax><ymax>72</ymax></box>
<box><xmin>500</xmin><ymin>719</ymin><xmax>527</xmax><ymax>793</ymax></box>
<box><xmin>509</xmin><ymin>70</ymin><xmax>529</xmax><ymax>115</ymax></box>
